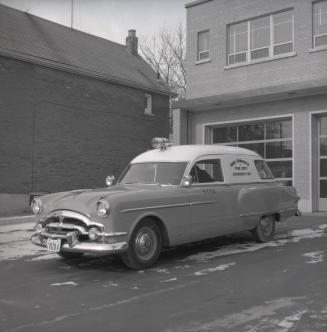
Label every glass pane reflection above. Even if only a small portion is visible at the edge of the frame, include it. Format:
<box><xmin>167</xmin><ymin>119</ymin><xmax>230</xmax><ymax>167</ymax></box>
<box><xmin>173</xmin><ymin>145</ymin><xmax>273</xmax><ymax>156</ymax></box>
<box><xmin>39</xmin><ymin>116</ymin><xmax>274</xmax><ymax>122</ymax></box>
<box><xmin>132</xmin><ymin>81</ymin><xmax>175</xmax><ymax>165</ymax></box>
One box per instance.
<box><xmin>320</xmin><ymin>180</ymin><xmax>327</xmax><ymax>198</ymax></box>
<box><xmin>266</xmin><ymin>141</ymin><xmax>292</xmax><ymax>158</ymax></box>
<box><xmin>320</xmin><ymin>159</ymin><xmax>327</xmax><ymax>177</ymax></box>
<box><xmin>320</xmin><ymin>117</ymin><xmax>327</xmax><ymax>136</ymax></box>
<box><xmin>266</xmin><ymin>120</ymin><xmax>292</xmax><ymax>139</ymax></box>
<box><xmin>320</xmin><ymin>138</ymin><xmax>327</xmax><ymax>156</ymax></box>
<box><xmin>238</xmin><ymin>143</ymin><xmax>264</xmax><ymax>157</ymax></box>
<box><xmin>238</xmin><ymin>123</ymin><xmax>264</xmax><ymax>141</ymax></box>
<box><xmin>213</xmin><ymin>127</ymin><xmax>237</xmax><ymax>143</ymax></box>
<box><xmin>266</xmin><ymin>161</ymin><xmax>292</xmax><ymax>178</ymax></box>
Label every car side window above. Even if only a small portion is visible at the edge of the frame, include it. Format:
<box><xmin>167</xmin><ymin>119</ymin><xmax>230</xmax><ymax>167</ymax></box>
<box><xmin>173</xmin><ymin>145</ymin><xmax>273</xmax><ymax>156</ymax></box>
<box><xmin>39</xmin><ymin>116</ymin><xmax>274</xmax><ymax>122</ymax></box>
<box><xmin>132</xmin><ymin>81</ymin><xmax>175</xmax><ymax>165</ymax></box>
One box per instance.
<box><xmin>190</xmin><ymin>159</ymin><xmax>224</xmax><ymax>183</ymax></box>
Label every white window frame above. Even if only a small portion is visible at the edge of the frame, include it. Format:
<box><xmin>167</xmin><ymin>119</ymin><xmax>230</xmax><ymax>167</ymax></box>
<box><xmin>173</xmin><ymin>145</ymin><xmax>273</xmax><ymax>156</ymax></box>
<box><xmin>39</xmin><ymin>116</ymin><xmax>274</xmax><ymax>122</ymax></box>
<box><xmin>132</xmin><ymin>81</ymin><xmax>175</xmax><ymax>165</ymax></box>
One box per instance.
<box><xmin>144</xmin><ymin>93</ymin><xmax>152</xmax><ymax>115</ymax></box>
<box><xmin>313</xmin><ymin>1</ymin><xmax>327</xmax><ymax>49</ymax></box>
<box><xmin>227</xmin><ymin>10</ymin><xmax>294</xmax><ymax>66</ymax></box>
<box><xmin>197</xmin><ymin>30</ymin><xmax>210</xmax><ymax>61</ymax></box>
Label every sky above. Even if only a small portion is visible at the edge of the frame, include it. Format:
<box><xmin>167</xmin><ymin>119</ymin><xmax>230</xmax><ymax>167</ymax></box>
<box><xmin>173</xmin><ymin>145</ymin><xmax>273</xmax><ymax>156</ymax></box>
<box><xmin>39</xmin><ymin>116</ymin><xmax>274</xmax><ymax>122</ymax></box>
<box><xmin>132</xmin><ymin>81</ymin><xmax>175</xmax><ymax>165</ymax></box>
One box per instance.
<box><xmin>0</xmin><ymin>0</ymin><xmax>187</xmax><ymax>44</ymax></box>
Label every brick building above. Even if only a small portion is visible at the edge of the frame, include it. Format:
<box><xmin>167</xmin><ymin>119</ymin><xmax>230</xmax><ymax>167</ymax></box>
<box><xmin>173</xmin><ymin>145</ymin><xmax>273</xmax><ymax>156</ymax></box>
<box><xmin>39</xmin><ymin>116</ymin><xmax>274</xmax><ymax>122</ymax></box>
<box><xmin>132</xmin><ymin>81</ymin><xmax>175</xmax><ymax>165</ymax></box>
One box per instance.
<box><xmin>174</xmin><ymin>0</ymin><xmax>327</xmax><ymax>212</ymax></box>
<box><xmin>0</xmin><ymin>5</ymin><xmax>173</xmax><ymax>215</ymax></box>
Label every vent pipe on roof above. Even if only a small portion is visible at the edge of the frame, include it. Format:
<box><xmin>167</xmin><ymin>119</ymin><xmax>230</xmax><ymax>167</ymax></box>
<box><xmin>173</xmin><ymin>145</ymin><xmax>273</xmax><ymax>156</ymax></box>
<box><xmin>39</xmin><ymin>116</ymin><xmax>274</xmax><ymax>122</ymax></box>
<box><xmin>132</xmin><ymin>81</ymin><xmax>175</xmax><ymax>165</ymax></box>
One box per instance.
<box><xmin>126</xmin><ymin>29</ymin><xmax>138</xmax><ymax>55</ymax></box>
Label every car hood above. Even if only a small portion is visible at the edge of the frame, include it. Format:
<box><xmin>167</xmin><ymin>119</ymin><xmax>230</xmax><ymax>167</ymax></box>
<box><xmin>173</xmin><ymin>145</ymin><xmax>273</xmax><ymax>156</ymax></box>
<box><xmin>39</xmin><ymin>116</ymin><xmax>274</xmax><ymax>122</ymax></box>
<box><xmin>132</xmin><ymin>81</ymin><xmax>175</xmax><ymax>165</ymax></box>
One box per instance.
<box><xmin>41</xmin><ymin>185</ymin><xmax>158</xmax><ymax>217</ymax></box>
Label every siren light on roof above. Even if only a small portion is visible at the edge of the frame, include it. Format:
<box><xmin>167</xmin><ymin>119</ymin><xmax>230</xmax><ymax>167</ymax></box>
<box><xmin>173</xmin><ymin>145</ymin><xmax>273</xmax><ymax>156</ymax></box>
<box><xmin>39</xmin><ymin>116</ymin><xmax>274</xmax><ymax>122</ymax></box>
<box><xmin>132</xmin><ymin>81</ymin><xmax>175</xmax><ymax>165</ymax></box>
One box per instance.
<box><xmin>151</xmin><ymin>137</ymin><xmax>171</xmax><ymax>150</ymax></box>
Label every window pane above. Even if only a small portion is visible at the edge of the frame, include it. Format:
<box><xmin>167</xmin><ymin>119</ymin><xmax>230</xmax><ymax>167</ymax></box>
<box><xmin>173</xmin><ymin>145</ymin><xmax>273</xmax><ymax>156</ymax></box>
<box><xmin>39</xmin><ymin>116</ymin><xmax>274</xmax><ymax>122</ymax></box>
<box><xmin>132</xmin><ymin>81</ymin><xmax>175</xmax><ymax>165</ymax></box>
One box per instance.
<box><xmin>238</xmin><ymin>123</ymin><xmax>264</xmax><ymax>141</ymax></box>
<box><xmin>320</xmin><ymin>159</ymin><xmax>327</xmax><ymax>177</ymax></box>
<box><xmin>229</xmin><ymin>52</ymin><xmax>247</xmax><ymax>64</ymax></box>
<box><xmin>274</xmin><ymin>11</ymin><xmax>293</xmax><ymax>44</ymax></box>
<box><xmin>213</xmin><ymin>126</ymin><xmax>237</xmax><ymax>143</ymax></box>
<box><xmin>198</xmin><ymin>31</ymin><xmax>209</xmax><ymax>51</ymax></box>
<box><xmin>266</xmin><ymin>120</ymin><xmax>292</xmax><ymax>139</ymax></box>
<box><xmin>320</xmin><ymin>180</ymin><xmax>327</xmax><ymax>197</ymax></box>
<box><xmin>228</xmin><ymin>22</ymin><xmax>248</xmax><ymax>55</ymax></box>
<box><xmin>235</xmin><ymin>31</ymin><xmax>248</xmax><ymax>52</ymax></box>
<box><xmin>315</xmin><ymin>34</ymin><xmax>327</xmax><ymax>47</ymax></box>
<box><xmin>267</xmin><ymin>160</ymin><xmax>292</xmax><ymax>178</ymax></box>
<box><xmin>320</xmin><ymin>138</ymin><xmax>327</xmax><ymax>156</ymax></box>
<box><xmin>274</xmin><ymin>42</ymin><xmax>293</xmax><ymax>55</ymax></box>
<box><xmin>199</xmin><ymin>51</ymin><xmax>210</xmax><ymax>60</ymax></box>
<box><xmin>320</xmin><ymin>117</ymin><xmax>327</xmax><ymax>135</ymax></box>
<box><xmin>251</xmin><ymin>16</ymin><xmax>270</xmax><ymax>50</ymax></box>
<box><xmin>266</xmin><ymin>141</ymin><xmax>292</xmax><ymax>158</ymax></box>
<box><xmin>238</xmin><ymin>143</ymin><xmax>264</xmax><ymax>157</ymax></box>
<box><xmin>314</xmin><ymin>1</ymin><xmax>327</xmax><ymax>36</ymax></box>
<box><xmin>251</xmin><ymin>47</ymin><xmax>269</xmax><ymax>59</ymax></box>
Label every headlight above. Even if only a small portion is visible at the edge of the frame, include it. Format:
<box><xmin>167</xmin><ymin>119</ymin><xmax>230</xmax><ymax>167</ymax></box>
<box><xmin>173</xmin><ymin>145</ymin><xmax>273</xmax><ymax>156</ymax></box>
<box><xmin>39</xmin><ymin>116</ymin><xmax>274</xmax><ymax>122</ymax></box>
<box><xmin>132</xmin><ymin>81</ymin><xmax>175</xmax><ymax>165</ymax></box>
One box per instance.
<box><xmin>35</xmin><ymin>223</ymin><xmax>43</xmax><ymax>233</ymax></box>
<box><xmin>88</xmin><ymin>227</ymin><xmax>101</xmax><ymax>241</ymax></box>
<box><xmin>31</xmin><ymin>198</ymin><xmax>43</xmax><ymax>215</ymax></box>
<box><xmin>96</xmin><ymin>199</ymin><xmax>110</xmax><ymax>218</ymax></box>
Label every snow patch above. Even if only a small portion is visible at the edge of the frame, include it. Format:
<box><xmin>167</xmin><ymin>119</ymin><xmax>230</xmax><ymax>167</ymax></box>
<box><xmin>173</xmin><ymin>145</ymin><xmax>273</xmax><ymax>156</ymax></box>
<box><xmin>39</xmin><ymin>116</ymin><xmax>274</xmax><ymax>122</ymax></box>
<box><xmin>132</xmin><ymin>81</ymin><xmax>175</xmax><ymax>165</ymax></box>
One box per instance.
<box><xmin>302</xmin><ymin>251</ymin><xmax>324</xmax><ymax>264</ymax></box>
<box><xmin>192</xmin><ymin>262</ymin><xmax>236</xmax><ymax>276</ymax></box>
<box><xmin>160</xmin><ymin>277</ymin><xmax>177</xmax><ymax>283</ymax></box>
<box><xmin>182</xmin><ymin>227</ymin><xmax>327</xmax><ymax>263</ymax></box>
<box><xmin>50</xmin><ymin>281</ymin><xmax>77</xmax><ymax>286</ymax></box>
<box><xmin>103</xmin><ymin>281</ymin><xmax>118</xmax><ymax>288</ymax></box>
<box><xmin>277</xmin><ymin>310</ymin><xmax>306</xmax><ymax>332</ymax></box>
<box><xmin>150</xmin><ymin>268</ymin><xmax>170</xmax><ymax>274</ymax></box>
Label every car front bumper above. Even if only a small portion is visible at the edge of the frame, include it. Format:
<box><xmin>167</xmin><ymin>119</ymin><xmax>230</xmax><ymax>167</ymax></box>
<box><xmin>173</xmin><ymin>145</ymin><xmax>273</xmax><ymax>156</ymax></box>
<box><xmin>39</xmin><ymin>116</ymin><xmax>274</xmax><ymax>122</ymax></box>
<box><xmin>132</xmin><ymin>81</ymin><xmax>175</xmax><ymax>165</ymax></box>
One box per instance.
<box><xmin>31</xmin><ymin>233</ymin><xmax>128</xmax><ymax>254</ymax></box>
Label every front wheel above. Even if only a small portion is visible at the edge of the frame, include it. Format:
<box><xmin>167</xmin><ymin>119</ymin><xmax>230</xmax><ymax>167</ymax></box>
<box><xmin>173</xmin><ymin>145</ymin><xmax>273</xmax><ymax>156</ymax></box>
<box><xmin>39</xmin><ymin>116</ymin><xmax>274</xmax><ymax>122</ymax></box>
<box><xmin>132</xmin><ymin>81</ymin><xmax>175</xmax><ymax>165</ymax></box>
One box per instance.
<box><xmin>251</xmin><ymin>215</ymin><xmax>275</xmax><ymax>243</ymax></box>
<box><xmin>121</xmin><ymin>219</ymin><xmax>162</xmax><ymax>270</ymax></box>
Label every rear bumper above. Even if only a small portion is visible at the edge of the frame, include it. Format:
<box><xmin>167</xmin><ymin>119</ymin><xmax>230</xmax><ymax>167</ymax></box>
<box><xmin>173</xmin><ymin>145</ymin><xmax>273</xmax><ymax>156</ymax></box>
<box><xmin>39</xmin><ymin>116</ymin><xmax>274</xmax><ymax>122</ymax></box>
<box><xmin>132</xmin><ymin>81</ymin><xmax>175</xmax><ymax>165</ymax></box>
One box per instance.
<box><xmin>31</xmin><ymin>233</ymin><xmax>128</xmax><ymax>254</ymax></box>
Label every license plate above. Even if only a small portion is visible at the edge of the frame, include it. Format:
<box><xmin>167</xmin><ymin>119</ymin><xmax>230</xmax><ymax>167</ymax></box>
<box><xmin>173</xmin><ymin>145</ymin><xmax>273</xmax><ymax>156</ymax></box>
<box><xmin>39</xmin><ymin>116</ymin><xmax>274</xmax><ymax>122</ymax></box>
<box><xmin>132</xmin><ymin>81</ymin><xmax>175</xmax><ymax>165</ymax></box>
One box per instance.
<box><xmin>46</xmin><ymin>238</ymin><xmax>61</xmax><ymax>252</ymax></box>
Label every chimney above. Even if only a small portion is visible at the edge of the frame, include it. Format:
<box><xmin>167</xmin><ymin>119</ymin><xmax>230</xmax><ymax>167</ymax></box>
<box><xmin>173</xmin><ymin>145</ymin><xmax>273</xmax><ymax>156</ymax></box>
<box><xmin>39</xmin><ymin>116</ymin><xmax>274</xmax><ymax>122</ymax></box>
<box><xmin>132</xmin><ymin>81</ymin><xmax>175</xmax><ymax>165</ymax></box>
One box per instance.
<box><xmin>126</xmin><ymin>29</ymin><xmax>138</xmax><ymax>55</ymax></box>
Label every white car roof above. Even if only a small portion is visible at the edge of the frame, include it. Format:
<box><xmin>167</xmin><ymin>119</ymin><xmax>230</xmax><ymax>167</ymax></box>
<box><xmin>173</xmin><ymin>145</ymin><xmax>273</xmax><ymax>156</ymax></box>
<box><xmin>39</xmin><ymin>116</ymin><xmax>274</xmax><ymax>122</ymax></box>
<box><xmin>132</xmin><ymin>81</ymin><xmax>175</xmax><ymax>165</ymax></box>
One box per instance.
<box><xmin>131</xmin><ymin>145</ymin><xmax>260</xmax><ymax>163</ymax></box>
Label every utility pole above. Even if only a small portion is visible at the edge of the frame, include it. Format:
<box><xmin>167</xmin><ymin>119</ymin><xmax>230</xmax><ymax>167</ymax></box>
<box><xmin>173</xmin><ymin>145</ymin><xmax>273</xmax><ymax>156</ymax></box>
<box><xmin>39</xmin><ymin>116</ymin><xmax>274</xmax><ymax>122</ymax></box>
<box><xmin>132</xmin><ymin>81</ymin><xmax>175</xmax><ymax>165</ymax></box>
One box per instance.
<box><xmin>70</xmin><ymin>0</ymin><xmax>74</xmax><ymax>29</ymax></box>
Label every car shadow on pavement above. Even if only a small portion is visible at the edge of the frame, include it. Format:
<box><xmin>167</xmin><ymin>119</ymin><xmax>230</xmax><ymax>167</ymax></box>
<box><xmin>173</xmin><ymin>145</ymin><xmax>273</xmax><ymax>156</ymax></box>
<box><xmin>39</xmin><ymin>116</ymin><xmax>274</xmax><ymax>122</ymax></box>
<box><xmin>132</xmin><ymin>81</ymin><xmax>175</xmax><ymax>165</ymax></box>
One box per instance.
<box><xmin>55</xmin><ymin>230</ymin><xmax>255</xmax><ymax>272</ymax></box>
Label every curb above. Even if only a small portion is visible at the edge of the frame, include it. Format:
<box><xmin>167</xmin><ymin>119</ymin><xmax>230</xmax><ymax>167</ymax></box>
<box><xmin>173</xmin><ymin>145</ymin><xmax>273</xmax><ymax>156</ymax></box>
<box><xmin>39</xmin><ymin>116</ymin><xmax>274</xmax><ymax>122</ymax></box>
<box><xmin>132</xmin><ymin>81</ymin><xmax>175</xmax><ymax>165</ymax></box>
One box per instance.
<box><xmin>0</xmin><ymin>215</ymin><xmax>35</xmax><ymax>226</ymax></box>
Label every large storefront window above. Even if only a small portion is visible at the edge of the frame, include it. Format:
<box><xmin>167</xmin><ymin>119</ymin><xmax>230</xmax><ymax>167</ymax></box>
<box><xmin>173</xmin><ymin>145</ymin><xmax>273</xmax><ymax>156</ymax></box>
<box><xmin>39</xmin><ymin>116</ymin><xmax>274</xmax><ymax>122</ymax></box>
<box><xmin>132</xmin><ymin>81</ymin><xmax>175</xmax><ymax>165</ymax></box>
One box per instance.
<box><xmin>212</xmin><ymin>118</ymin><xmax>293</xmax><ymax>185</ymax></box>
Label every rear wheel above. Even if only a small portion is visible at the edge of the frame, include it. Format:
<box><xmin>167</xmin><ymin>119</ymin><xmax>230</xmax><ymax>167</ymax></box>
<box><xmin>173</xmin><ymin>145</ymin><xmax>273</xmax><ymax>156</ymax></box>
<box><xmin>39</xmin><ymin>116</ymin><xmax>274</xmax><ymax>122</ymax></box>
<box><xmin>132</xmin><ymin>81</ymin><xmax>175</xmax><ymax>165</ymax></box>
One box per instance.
<box><xmin>122</xmin><ymin>219</ymin><xmax>162</xmax><ymax>270</ymax></box>
<box><xmin>251</xmin><ymin>215</ymin><xmax>275</xmax><ymax>243</ymax></box>
<box><xmin>57</xmin><ymin>252</ymin><xmax>84</xmax><ymax>259</ymax></box>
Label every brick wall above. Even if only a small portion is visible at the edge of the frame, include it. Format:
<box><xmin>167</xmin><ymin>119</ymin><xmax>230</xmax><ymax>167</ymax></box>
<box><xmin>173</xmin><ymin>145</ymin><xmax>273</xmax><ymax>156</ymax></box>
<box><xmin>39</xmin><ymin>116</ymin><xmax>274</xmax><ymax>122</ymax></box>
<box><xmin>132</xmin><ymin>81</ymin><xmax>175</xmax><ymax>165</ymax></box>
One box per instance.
<box><xmin>186</xmin><ymin>0</ymin><xmax>327</xmax><ymax>99</ymax></box>
<box><xmin>0</xmin><ymin>56</ymin><xmax>169</xmax><ymax>194</ymax></box>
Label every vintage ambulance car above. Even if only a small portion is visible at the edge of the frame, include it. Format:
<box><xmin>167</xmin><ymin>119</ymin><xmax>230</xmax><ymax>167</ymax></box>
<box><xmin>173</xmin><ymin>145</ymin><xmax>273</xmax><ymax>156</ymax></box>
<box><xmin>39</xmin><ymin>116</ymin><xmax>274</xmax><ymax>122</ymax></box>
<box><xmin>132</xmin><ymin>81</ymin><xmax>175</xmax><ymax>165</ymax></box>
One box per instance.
<box><xmin>31</xmin><ymin>138</ymin><xmax>300</xmax><ymax>269</ymax></box>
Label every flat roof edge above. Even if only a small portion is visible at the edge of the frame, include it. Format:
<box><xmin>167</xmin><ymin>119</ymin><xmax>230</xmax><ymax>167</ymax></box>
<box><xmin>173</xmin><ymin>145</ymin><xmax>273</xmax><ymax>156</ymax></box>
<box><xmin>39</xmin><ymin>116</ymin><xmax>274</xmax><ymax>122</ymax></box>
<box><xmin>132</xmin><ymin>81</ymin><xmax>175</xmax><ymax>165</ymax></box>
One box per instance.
<box><xmin>185</xmin><ymin>0</ymin><xmax>213</xmax><ymax>9</ymax></box>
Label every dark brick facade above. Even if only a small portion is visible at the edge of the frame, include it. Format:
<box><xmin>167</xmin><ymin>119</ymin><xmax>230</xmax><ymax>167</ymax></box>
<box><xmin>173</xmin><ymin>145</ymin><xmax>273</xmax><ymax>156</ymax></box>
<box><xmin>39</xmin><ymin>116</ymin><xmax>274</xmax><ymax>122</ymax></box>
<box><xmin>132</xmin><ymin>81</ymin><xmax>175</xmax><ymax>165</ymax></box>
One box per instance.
<box><xmin>0</xmin><ymin>56</ymin><xmax>169</xmax><ymax>195</ymax></box>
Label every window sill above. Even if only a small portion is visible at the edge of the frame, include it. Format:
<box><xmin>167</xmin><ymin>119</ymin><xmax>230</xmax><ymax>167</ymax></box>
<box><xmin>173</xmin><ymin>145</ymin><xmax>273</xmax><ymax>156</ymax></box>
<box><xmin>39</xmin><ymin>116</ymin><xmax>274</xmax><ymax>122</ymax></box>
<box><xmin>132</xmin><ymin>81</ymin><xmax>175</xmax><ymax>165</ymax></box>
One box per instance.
<box><xmin>309</xmin><ymin>45</ymin><xmax>327</xmax><ymax>53</ymax></box>
<box><xmin>195</xmin><ymin>58</ymin><xmax>212</xmax><ymax>65</ymax></box>
<box><xmin>224</xmin><ymin>52</ymin><xmax>297</xmax><ymax>70</ymax></box>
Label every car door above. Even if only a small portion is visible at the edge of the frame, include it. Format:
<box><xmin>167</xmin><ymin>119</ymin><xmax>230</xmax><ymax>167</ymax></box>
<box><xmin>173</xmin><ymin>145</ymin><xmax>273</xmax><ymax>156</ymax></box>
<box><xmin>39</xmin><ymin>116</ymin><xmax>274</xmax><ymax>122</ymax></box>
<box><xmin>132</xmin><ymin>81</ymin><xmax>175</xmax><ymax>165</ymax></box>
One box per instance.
<box><xmin>186</xmin><ymin>155</ymin><xmax>240</xmax><ymax>241</ymax></box>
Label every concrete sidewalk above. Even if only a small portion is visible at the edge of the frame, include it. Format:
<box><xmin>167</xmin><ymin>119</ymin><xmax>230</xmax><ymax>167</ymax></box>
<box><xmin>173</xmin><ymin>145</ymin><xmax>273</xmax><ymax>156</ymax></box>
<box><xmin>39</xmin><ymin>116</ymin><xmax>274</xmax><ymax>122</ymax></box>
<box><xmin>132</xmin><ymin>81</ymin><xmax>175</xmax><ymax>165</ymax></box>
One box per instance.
<box><xmin>0</xmin><ymin>215</ymin><xmax>35</xmax><ymax>226</ymax></box>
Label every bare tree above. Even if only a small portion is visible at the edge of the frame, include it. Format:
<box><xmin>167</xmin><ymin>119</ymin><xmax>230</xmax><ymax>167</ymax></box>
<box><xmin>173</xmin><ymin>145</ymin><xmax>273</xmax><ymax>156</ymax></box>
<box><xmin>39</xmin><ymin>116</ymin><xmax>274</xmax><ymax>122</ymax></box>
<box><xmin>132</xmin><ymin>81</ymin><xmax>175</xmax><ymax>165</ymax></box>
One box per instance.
<box><xmin>139</xmin><ymin>23</ymin><xmax>186</xmax><ymax>99</ymax></box>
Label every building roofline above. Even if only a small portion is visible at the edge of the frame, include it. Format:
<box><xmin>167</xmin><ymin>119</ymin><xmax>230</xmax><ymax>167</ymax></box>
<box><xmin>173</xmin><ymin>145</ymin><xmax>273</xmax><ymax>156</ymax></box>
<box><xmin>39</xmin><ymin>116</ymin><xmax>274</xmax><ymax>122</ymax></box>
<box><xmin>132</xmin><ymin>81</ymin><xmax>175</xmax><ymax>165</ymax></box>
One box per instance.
<box><xmin>0</xmin><ymin>3</ymin><xmax>128</xmax><ymax>51</ymax></box>
<box><xmin>185</xmin><ymin>0</ymin><xmax>214</xmax><ymax>9</ymax></box>
<box><xmin>0</xmin><ymin>47</ymin><xmax>177</xmax><ymax>97</ymax></box>
<box><xmin>173</xmin><ymin>78</ymin><xmax>327</xmax><ymax>111</ymax></box>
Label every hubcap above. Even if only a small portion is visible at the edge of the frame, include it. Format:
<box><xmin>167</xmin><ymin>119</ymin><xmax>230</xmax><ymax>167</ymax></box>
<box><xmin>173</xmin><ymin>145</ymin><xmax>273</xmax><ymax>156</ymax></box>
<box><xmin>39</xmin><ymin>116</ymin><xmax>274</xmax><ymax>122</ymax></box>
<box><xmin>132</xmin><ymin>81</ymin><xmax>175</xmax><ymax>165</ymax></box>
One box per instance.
<box><xmin>135</xmin><ymin>226</ymin><xmax>157</xmax><ymax>261</ymax></box>
<box><xmin>260</xmin><ymin>216</ymin><xmax>273</xmax><ymax>235</ymax></box>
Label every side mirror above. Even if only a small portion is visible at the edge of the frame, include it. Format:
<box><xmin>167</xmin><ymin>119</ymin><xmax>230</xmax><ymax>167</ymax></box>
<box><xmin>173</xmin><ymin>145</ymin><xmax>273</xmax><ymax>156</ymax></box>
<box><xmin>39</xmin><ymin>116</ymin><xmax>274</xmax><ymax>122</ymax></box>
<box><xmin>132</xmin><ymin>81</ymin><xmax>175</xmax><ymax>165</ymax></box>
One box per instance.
<box><xmin>105</xmin><ymin>175</ymin><xmax>115</xmax><ymax>187</ymax></box>
<box><xmin>181</xmin><ymin>175</ymin><xmax>192</xmax><ymax>187</ymax></box>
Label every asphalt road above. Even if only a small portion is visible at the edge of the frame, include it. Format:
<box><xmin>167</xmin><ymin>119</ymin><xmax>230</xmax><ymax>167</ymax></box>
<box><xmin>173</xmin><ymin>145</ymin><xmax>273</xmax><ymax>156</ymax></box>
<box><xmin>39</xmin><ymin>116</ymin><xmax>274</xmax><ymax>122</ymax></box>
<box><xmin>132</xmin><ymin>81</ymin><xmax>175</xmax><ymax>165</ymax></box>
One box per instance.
<box><xmin>1</xmin><ymin>216</ymin><xmax>327</xmax><ymax>332</ymax></box>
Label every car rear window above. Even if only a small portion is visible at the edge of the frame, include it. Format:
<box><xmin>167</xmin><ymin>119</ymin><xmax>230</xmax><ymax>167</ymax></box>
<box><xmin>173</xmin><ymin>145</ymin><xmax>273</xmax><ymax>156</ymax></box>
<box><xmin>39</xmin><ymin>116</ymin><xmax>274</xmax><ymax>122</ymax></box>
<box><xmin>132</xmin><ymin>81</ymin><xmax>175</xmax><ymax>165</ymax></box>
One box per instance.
<box><xmin>254</xmin><ymin>160</ymin><xmax>274</xmax><ymax>179</ymax></box>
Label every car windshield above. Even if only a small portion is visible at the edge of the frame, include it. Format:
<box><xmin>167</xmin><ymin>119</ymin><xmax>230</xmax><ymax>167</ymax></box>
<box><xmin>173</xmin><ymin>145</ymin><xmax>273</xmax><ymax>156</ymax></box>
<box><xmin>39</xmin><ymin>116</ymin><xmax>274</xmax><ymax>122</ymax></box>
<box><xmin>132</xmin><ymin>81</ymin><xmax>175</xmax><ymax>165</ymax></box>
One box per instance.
<box><xmin>118</xmin><ymin>162</ymin><xmax>187</xmax><ymax>186</ymax></box>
